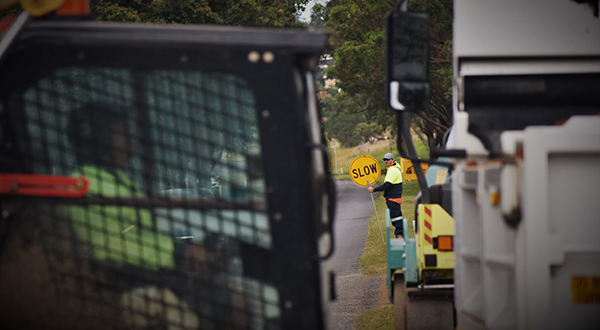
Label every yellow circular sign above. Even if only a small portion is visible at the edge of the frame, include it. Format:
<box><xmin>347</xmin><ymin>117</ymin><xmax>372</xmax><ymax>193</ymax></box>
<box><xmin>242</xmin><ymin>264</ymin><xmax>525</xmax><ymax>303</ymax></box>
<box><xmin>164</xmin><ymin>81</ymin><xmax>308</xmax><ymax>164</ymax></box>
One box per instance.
<box><xmin>349</xmin><ymin>155</ymin><xmax>381</xmax><ymax>187</ymax></box>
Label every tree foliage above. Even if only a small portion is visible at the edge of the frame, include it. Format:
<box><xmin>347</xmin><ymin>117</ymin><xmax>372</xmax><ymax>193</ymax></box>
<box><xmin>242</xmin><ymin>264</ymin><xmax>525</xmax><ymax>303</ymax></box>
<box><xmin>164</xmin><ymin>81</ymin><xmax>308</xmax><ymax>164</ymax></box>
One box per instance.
<box><xmin>319</xmin><ymin>0</ymin><xmax>453</xmax><ymax>148</ymax></box>
<box><xmin>0</xmin><ymin>0</ymin><xmax>308</xmax><ymax>26</ymax></box>
<box><xmin>89</xmin><ymin>0</ymin><xmax>308</xmax><ymax>26</ymax></box>
<box><xmin>409</xmin><ymin>0</ymin><xmax>453</xmax><ymax>146</ymax></box>
<box><xmin>320</xmin><ymin>86</ymin><xmax>384</xmax><ymax>147</ymax></box>
<box><xmin>323</xmin><ymin>111</ymin><xmax>365</xmax><ymax>147</ymax></box>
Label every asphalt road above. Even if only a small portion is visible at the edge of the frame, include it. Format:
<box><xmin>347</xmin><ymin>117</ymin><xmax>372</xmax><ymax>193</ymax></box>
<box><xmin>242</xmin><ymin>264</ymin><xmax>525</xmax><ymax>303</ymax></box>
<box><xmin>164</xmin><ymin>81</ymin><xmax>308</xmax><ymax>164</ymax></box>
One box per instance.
<box><xmin>328</xmin><ymin>180</ymin><xmax>387</xmax><ymax>330</ymax></box>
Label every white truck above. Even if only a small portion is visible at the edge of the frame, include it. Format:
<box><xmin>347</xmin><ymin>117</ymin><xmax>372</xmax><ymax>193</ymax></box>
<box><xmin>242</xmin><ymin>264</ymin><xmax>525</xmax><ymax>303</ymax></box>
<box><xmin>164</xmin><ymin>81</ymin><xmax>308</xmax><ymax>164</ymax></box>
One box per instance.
<box><xmin>451</xmin><ymin>1</ymin><xmax>600</xmax><ymax>329</ymax></box>
<box><xmin>387</xmin><ymin>0</ymin><xmax>600</xmax><ymax>329</ymax></box>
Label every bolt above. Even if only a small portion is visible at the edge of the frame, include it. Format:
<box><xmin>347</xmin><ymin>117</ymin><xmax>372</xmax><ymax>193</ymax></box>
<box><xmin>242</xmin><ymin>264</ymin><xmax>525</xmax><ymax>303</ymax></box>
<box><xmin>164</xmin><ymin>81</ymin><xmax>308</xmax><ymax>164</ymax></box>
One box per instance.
<box><xmin>263</xmin><ymin>51</ymin><xmax>275</xmax><ymax>63</ymax></box>
<box><xmin>248</xmin><ymin>51</ymin><xmax>260</xmax><ymax>63</ymax></box>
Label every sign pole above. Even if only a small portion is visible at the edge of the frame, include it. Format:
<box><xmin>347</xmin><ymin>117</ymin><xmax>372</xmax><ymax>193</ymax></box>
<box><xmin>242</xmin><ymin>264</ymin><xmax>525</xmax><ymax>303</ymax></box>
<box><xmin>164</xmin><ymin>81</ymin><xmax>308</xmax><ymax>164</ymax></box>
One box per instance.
<box><xmin>367</xmin><ymin>179</ymin><xmax>385</xmax><ymax>243</ymax></box>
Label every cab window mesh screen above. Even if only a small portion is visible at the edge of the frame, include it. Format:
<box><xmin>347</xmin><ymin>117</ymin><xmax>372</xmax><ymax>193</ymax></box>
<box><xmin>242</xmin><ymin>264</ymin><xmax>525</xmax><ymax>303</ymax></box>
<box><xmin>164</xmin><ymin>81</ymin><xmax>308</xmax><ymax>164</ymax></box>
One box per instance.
<box><xmin>0</xmin><ymin>67</ymin><xmax>279</xmax><ymax>330</ymax></box>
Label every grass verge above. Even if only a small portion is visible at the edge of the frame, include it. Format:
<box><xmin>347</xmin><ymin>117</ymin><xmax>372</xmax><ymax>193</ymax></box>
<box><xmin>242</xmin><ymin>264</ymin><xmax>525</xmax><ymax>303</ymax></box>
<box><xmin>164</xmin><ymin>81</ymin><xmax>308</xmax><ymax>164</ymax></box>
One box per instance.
<box><xmin>355</xmin><ymin>306</ymin><xmax>395</xmax><ymax>330</ymax></box>
<box><xmin>359</xmin><ymin>195</ymin><xmax>388</xmax><ymax>275</ymax></box>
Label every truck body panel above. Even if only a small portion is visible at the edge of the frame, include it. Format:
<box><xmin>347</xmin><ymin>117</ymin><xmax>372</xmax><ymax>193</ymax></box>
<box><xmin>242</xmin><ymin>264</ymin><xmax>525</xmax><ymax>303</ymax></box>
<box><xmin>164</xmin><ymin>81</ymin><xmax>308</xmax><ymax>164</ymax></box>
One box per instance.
<box><xmin>452</xmin><ymin>1</ymin><xmax>600</xmax><ymax>329</ymax></box>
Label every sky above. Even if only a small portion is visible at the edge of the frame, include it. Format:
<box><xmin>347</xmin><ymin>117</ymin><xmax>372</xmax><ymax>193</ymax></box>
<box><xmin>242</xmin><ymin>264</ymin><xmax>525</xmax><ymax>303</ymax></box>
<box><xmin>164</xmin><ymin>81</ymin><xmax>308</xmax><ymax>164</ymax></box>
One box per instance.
<box><xmin>299</xmin><ymin>0</ymin><xmax>328</xmax><ymax>23</ymax></box>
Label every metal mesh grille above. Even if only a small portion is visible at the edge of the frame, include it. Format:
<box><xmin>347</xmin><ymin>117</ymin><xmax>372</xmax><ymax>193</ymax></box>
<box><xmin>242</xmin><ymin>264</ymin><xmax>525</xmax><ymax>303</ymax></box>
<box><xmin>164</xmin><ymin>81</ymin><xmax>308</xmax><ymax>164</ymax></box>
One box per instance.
<box><xmin>0</xmin><ymin>67</ymin><xmax>280</xmax><ymax>329</ymax></box>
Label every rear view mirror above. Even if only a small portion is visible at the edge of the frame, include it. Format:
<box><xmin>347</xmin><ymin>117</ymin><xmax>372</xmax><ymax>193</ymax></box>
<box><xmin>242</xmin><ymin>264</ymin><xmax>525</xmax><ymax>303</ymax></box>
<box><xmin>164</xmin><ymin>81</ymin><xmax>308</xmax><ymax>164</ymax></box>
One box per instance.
<box><xmin>386</xmin><ymin>10</ymin><xmax>430</xmax><ymax>111</ymax></box>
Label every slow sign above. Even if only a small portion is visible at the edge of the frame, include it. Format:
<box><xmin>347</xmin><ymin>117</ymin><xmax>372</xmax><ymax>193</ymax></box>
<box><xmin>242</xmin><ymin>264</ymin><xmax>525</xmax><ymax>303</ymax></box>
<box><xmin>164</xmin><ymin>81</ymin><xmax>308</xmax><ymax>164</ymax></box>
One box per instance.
<box><xmin>349</xmin><ymin>155</ymin><xmax>381</xmax><ymax>187</ymax></box>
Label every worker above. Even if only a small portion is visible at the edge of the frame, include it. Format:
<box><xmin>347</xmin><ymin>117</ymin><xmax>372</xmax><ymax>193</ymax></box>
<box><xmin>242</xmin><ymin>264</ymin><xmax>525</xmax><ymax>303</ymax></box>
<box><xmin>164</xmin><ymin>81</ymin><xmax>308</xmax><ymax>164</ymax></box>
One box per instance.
<box><xmin>67</xmin><ymin>103</ymin><xmax>175</xmax><ymax>270</ymax></box>
<box><xmin>67</xmin><ymin>102</ymin><xmax>199</xmax><ymax>328</ymax></box>
<box><xmin>367</xmin><ymin>152</ymin><xmax>404</xmax><ymax>238</ymax></box>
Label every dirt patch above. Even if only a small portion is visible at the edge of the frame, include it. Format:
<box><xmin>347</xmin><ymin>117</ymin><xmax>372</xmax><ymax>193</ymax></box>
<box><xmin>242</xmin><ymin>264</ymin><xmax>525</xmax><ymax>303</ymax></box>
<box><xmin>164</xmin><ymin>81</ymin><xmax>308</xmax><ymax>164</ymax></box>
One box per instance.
<box><xmin>374</xmin><ymin>275</ymin><xmax>393</xmax><ymax>308</ymax></box>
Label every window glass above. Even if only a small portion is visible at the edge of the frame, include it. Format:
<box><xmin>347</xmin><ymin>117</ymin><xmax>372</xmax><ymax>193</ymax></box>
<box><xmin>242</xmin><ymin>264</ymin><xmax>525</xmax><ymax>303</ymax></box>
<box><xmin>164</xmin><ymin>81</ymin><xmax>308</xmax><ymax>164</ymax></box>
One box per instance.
<box><xmin>8</xmin><ymin>66</ymin><xmax>279</xmax><ymax>330</ymax></box>
<box><xmin>145</xmin><ymin>70</ymin><xmax>265</xmax><ymax>202</ymax></box>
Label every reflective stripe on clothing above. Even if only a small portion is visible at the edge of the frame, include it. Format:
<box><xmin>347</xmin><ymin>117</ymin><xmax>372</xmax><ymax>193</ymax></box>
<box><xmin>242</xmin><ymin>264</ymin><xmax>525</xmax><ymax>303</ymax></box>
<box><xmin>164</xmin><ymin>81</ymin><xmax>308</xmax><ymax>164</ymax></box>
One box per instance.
<box><xmin>387</xmin><ymin>197</ymin><xmax>402</xmax><ymax>204</ymax></box>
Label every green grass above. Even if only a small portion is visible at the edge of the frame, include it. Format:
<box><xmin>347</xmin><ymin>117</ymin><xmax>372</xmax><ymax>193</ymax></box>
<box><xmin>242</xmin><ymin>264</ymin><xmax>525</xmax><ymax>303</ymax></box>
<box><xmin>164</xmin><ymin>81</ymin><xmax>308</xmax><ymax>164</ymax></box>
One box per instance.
<box><xmin>413</xmin><ymin>138</ymin><xmax>430</xmax><ymax>159</ymax></box>
<box><xmin>355</xmin><ymin>306</ymin><xmax>395</xmax><ymax>330</ymax></box>
<box><xmin>359</xmin><ymin>195</ymin><xmax>388</xmax><ymax>275</ymax></box>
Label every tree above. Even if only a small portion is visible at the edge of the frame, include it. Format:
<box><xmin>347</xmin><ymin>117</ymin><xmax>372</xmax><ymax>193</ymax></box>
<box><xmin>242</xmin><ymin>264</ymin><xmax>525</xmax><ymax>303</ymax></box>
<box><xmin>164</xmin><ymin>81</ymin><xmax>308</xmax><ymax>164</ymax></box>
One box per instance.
<box><xmin>321</xmin><ymin>89</ymin><xmax>382</xmax><ymax>147</ymax></box>
<box><xmin>408</xmin><ymin>0</ymin><xmax>453</xmax><ymax>147</ymax></box>
<box><xmin>308</xmin><ymin>1</ymin><xmax>328</xmax><ymax>28</ymax></box>
<box><xmin>319</xmin><ymin>0</ymin><xmax>453</xmax><ymax>148</ymax></box>
<box><xmin>1</xmin><ymin>0</ymin><xmax>309</xmax><ymax>26</ymax></box>
<box><xmin>323</xmin><ymin>110</ymin><xmax>365</xmax><ymax>147</ymax></box>
<box><xmin>355</xmin><ymin>122</ymin><xmax>381</xmax><ymax>141</ymax></box>
<box><xmin>93</xmin><ymin>0</ymin><xmax>310</xmax><ymax>26</ymax></box>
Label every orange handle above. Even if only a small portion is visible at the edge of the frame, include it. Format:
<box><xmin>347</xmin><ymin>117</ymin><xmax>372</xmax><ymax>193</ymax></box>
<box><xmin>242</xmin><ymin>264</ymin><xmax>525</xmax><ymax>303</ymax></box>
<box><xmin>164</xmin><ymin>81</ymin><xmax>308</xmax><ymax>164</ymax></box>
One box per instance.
<box><xmin>0</xmin><ymin>174</ymin><xmax>89</xmax><ymax>197</ymax></box>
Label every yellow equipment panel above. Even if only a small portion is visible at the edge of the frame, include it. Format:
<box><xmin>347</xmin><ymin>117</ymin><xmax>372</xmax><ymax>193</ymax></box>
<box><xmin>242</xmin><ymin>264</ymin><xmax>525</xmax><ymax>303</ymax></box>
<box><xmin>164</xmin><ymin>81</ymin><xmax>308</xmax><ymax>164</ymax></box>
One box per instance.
<box><xmin>416</xmin><ymin>204</ymin><xmax>455</xmax><ymax>272</ymax></box>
